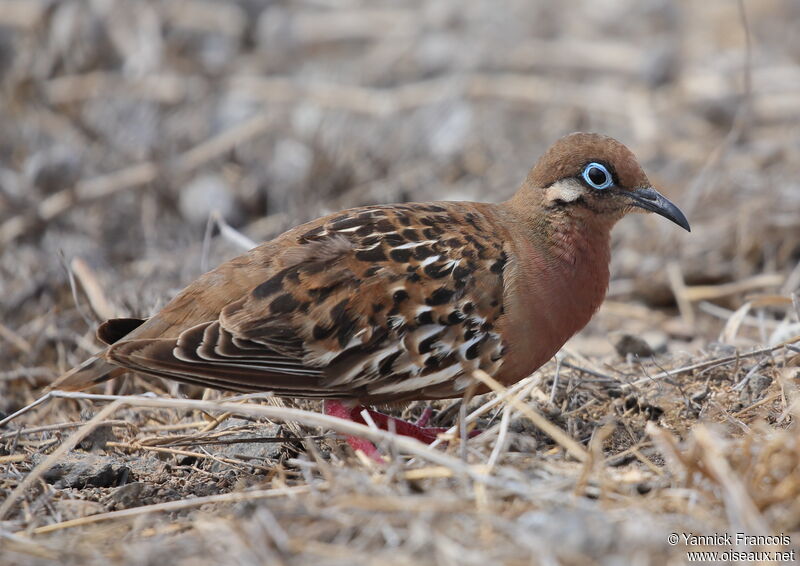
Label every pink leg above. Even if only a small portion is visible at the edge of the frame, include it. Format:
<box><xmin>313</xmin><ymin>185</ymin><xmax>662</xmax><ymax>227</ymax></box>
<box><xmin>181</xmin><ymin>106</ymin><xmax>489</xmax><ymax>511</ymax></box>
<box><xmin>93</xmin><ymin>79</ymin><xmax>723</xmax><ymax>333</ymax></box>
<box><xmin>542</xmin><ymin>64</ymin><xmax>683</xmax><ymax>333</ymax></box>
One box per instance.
<box><xmin>410</xmin><ymin>406</ymin><xmax>483</xmax><ymax>438</ymax></box>
<box><xmin>356</xmin><ymin>408</ymin><xmax>448</xmax><ymax>443</ymax></box>
<box><xmin>359</xmin><ymin>408</ymin><xmax>481</xmax><ymax>440</ymax></box>
<box><xmin>415</xmin><ymin>406</ymin><xmax>434</xmax><ymax>427</ymax></box>
<box><xmin>323</xmin><ymin>400</ymin><xmax>385</xmax><ymax>462</ymax></box>
<box><xmin>323</xmin><ymin>401</ymin><xmax>480</xmax><ymax>460</ymax></box>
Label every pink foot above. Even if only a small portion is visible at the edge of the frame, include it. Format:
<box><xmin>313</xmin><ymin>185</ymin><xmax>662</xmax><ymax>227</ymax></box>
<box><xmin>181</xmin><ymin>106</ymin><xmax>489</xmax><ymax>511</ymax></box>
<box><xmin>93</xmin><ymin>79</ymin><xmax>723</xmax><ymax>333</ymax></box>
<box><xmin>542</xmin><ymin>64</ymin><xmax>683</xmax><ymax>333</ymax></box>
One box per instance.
<box><xmin>323</xmin><ymin>400</ymin><xmax>386</xmax><ymax>462</ymax></box>
<box><xmin>412</xmin><ymin>406</ymin><xmax>482</xmax><ymax>438</ymax></box>
<box><xmin>415</xmin><ymin>406</ymin><xmax>434</xmax><ymax>427</ymax></box>
<box><xmin>322</xmin><ymin>401</ymin><xmax>463</xmax><ymax>461</ymax></box>
<box><xmin>354</xmin><ymin>408</ymin><xmax>449</xmax><ymax>443</ymax></box>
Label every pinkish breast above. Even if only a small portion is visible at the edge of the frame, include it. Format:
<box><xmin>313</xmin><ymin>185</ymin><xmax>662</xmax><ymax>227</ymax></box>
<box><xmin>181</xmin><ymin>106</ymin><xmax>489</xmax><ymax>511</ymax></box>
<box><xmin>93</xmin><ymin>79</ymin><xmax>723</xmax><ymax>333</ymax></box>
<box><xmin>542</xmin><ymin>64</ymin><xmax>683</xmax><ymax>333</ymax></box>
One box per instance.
<box><xmin>496</xmin><ymin>218</ymin><xmax>611</xmax><ymax>384</ymax></box>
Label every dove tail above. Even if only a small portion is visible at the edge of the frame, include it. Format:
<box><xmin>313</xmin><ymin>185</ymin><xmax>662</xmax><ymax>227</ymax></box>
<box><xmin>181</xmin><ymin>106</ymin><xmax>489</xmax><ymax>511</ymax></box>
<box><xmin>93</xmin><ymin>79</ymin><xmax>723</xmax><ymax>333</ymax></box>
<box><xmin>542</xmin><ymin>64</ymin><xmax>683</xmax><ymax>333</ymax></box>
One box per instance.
<box><xmin>48</xmin><ymin>316</ymin><xmax>148</xmax><ymax>391</ymax></box>
<box><xmin>47</xmin><ymin>356</ymin><xmax>123</xmax><ymax>392</ymax></box>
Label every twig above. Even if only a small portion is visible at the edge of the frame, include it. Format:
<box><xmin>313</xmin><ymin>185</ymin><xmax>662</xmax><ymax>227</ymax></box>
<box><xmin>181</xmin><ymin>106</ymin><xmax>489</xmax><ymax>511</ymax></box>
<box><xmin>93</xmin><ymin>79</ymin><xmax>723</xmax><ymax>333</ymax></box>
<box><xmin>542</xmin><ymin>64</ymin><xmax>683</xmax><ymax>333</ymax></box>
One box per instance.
<box><xmin>45</xmin><ymin>72</ymin><xmax>193</xmax><ymax>105</ymax></box>
<box><xmin>0</xmin><ymin>367</ymin><xmax>54</xmax><ymax>382</ymax></box>
<box><xmin>692</xmin><ymin>425</ymin><xmax>769</xmax><ymax>534</ymax></box>
<box><xmin>426</xmin><ymin>374</ymin><xmax>541</xmax><ymax>451</ymax></box>
<box><xmin>231</xmin><ymin>73</ymin><xmax>638</xmax><ymax>118</ymax></box>
<box><xmin>732</xmin><ymin>392</ymin><xmax>782</xmax><ymax>418</ymax></box>
<box><xmin>699</xmin><ymin>301</ymin><xmax>780</xmax><ymax>330</ymax></box>
<box><xmin>732</xmin><ymin>358</ymin><xmax>772</xmax><ymax>391</ymax></box>
<box><xmin>471</xmin><ymin>370</ymin><xmax>588</xmax><ymax>462</ymax></box>
<box><xmin>70</xmin><ymin>257</ymin><xmax>121</xmax><ymax>321</ymax></box>
<box><xmin>560</xmin><ymin>360</ymin><xmax>619</xmax><ymax>382</ymax></box>
<box><xmin>574</xmin><ymin>420</ymin><xmax>615</xmax><ymax>497</ymax></box>
<box><xmin>623</xmin><ymin>336</ymin><xmax>799</xmax><ymax>389</ymax></box>
<box><xmin>667</xmin><ymin>261</ymin><xmax>694</xmax><ymax>326</ymax></box>
<box><xmin>24</xmin><ymin>484</ymin><xmax>321</xmax><ymax>536</ymax></box>
<box><xmin>486</xmin><ymin>405</ymin><xmax>511</xmax><ymax>471</ymax></box>
<box><xmin>0</xmin><ymin>529</ymin><xmax>58</xmax><ymax>560</ymax></box>
<box><xmin>40</xmin><ymin>391</ymin><xmax>546</xmax><ymax>498</ymax></box>
<box><xmin>0</xmin><ymin>419</ymin><xmax>135</xmax><ymax>440</ymax></box>
<box><xmin>0</xmin><ymin>111</ymin><xmax>273</xmax><ymax>245</ymax></box>
<box><xmin>0</xmin><ymin>454</ymin><xmax>27</xmax><ymax>464</ymax></box>
<box><xmin>549</xmin><ymin>357</ymin><xmax>562</xmax><ymax>403</ymax></box>
<box><xmin>684</xmin><ymin>274</ymin><xmax>784</xmax><ymax>302</ymax></box>
<box><xmin>59</xmin><ymin>250</ymin><xmax>94</xmax><ymax>328</ymax></box>
<box><xmin>0</xmin><ymin>163</ymin><xmax>159</xmax><ymax>245</ymax></box>
<box><xmin>107</xmin><ymin>441</ymin><xmax>276</xmax><ymax>473</ymax></box>
<box><xmin>458</xmin><ymin>381</ymin><xmax>479</xmax><ymax>462</ymax></box>
<box><xmin>217</xmin><ymin>217</ymin><xmax>257</xmax><ymax>251</ymax></box>
<box><xmin>0</xmin><ymin>399</ymin><xmax>125</xmax><ymax>520</ymax></box>
<box><xmin>0</xmin><ymin>322</ymin><xmax>32</xmax><ymax>354</ymax></box>
<box><xmin>0</xmin><ymin>392</ymin><xmax>54</xmax><ymax>428</ymax></box>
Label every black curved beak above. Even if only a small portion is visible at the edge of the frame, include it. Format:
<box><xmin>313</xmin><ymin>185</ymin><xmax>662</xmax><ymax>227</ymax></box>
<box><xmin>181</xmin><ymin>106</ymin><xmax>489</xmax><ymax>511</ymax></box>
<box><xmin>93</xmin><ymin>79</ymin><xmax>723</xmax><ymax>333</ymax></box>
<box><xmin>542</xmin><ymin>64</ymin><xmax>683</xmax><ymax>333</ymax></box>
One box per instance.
<box><xmin>627</xmin><ymin>187</ymin><xmax>690</xmax><ymax>232</ymax></box>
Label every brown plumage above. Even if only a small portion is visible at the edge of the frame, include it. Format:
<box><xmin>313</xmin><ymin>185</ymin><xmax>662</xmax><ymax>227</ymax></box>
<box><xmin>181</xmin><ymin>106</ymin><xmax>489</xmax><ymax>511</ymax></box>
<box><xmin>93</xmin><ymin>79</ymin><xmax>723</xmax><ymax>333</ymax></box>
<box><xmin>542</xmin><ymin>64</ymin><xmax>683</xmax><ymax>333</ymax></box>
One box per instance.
<box><xmin>52</xmin><ymin>132</ymin><xmax>689</xmax><ymax>458</ymax></box>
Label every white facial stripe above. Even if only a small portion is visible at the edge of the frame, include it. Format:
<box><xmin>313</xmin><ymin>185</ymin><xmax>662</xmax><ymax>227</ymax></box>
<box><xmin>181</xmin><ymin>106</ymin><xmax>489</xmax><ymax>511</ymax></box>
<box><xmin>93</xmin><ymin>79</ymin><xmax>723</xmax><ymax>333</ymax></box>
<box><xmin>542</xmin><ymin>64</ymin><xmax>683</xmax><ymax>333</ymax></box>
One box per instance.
<box><xmin>545</xmin><ymin>179</ymin><xmax>584</xmax><ymax>203</ymax></box>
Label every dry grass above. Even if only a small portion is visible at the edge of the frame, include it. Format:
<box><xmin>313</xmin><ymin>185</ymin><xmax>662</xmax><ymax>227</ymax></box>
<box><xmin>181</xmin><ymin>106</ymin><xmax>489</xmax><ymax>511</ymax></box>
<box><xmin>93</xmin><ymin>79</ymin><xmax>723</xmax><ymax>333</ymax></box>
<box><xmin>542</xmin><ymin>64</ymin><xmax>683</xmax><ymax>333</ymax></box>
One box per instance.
<box><xmin>2</xmin><ymin>0</ymin><xmax>800</xmax><ymax>564</ymax></box>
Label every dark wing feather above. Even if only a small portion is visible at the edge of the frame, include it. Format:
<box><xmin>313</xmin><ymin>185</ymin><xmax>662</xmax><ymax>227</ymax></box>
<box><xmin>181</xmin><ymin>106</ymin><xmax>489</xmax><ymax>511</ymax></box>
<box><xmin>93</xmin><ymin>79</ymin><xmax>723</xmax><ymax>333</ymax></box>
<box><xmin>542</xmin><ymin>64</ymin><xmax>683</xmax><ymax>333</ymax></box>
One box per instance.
<box><xmin>97</xmin><ymin>318</ymin><xmax>147</xmax><ymax>345</ymax></box>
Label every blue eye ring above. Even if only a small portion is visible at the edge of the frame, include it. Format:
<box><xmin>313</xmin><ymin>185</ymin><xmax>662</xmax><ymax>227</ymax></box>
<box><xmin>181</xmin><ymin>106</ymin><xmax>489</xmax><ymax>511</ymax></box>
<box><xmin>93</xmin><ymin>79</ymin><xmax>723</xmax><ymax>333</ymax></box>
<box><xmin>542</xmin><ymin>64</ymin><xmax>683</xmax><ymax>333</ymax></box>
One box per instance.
<box><xmin>581</xmin><ymin>162</ymin><xmax>613</xmax><ymax>190</ymax></box>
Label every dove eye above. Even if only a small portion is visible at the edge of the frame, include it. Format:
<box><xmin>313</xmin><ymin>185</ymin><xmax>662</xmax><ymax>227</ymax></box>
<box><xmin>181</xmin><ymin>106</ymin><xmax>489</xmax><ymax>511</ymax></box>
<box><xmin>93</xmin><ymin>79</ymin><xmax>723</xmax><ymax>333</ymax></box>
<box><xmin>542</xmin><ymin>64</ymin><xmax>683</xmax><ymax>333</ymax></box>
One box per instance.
<box><xmin>581</xmin><ymin>162</ymin><xmax>613</xmax><ymax>190</ymax></box>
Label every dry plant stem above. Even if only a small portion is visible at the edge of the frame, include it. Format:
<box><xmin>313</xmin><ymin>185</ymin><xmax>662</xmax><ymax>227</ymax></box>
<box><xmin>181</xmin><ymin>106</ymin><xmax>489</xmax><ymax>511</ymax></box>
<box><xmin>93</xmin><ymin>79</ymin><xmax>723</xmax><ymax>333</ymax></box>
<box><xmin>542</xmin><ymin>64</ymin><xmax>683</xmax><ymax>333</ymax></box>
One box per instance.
<box><xmin>231</xmin><ymin>73</ymin><xmax>642</xmax><ymax>118</ymax></box>
<box><xmin>0</xmin><ymin>392</ymin><xmax>54</xmax><ymax>428</ymax></box>
<box><xmin>60</xmin><ymin>250</ymin><xmax>94</xmax><ymax>328</ymax></box>
<box><xmin>426</xmin><ymin>374</ymin><xmax>540</xmax><ymax>452</ymax></box>
<box><xmin>692</xmin><ymin>426</ymin><xmax>769</xmax><ymax>534</ymax></box>
<box><xmin>0</xmin><ymin>399</ymin><xmax>125</xmax><ymax>520</ymax></box>
<box><xmin>667</xmin><ymin>261</ymin><xmax>694</xmax><ymax>326</ymax></box>
<box><xmin>215</xmin><ymin>212</ymin><xmax>257</xmax><ymax>250</ymax></box>
<box><xmin>645</xmin><ymin>423</ymin><xmax>696</xmax><ymax>484</ymax></box>
<box><xmin>39</xmin><ymin>391</ymin><xmax>542</xmax><ymax>496</ymax></box>
<box><xmin>0</xmin><ymin>454</ymin><xmax>27</xmax><ymax>464</ymax></box>
<box><xmin>0</xmin><ymin>112</ymin><xmax>273</xmax><ymax>245</ymax></box>
<box><xmin>733</xmin><ymin>392</ymin><xmax>782</xmax><ymax>418</ymax></box>
<box><xmin>721</xmin><ymin>302</ymin><xmax>753</xmax><ymax>343</ymax></box>
<box><xmin>458</xmin><ymin>381</ymin><xmax>480</xmax><ymax>463</ymax></box>
<box><xmin>0</xmin><ymin>322</ymin><xmax>32</xmax><ymax>354</ymax></box>
<box><xmin>106</xmin><ymin>442</ymin><xmax>275</xmax><ymax>473</ymax></box>
<box><xmin>141</xmin><ymin>420</ymin><xmax>224</xmax><ymax>432</ymax></box>
<box><xmin>0</xmin><ymin>368</ymin><xmax>55</xmax><ymax>381</ymax></box>
<box><xmin>139</xmin><ymin>434</ymin><xmax>304</xmax><ymax>448</ymax></box>
<box><xmin>560</xmin><ymin>360</ymin><xmax>618</xmax><ymax>381</ymax></box>
<box><xmin>574</xmin><ymin>420</ymin><xmax>615</xmax><ymax>497</ymax></box>
<box><xmin>0</xmin><ymin>162</ymin><xmax>158</xmax><ymax>245</ymax></box>
<box><xmin>0</xmin><ymin>529</ymin><xmax>59</xmax><ymax>560</ymax></box>
<box><xmin>0</xmin><ymin>419</ymin><xmax>135</xmax><ymax>440</ymax></box>
<box><xmin>69</xmin><ymin>257</ymin><xmax>121</xmax><ymax>320</ymax></box>
<box><xmin>684</xmin><ymin>273</ymin><xmax>783</xmax><ymax>302</ymax></box>
<box><xmin>471</xmin><ymin>370</ymin><xmax>588</xmax><ymax>462</ymax></box>
<box><xmin>486</xmin><ymin>405</ymin><xmax>512</xmax><ymax>471</ymax></box>
<box><xmin>25</xmin><ymin>484</ymin><xmax>321</xmax><ymax>536</ymax></box>
<box><xmin>403</xmin><ymin>376</ymin><xmax>539</xmax><ymax>468</ymax></box>
<box><xmin>700</xmin><ymin>301</ymin><xmax>782</xmax><ymax>331</ymax></box>
<box><xmin>549</xmin><ymin>357</ymin><xmax>562</xmax><ymax>403</ymax></box>
<box><xmin>624</xmin><ymin>336</ymin><xmax>800</xmax><ymax>389</ymax></box>
<box><xmin>484</xmin><ymin>377</ymin><xmax>542</xmax><ymax>469</ymax></box>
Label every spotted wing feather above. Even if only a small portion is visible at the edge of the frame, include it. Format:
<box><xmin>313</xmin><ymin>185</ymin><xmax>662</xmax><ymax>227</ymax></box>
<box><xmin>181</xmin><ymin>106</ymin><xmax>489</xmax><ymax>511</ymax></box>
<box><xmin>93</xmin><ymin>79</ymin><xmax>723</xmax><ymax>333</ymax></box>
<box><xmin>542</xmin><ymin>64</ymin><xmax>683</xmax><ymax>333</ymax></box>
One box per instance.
<box><xmin>107</xmin><ymin>204</ymin><xmax>509</xmax><ymax>403</ymax></box>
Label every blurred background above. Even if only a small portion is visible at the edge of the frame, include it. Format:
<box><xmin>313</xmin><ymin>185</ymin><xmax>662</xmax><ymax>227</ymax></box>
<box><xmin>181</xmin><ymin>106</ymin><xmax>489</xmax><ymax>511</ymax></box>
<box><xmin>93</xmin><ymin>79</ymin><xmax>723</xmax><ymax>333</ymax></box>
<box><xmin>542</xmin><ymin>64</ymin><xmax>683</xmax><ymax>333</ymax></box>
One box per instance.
<box><xmin>3</xmin><ymin>3</ymin><xmax>800</xmax><ymax>563</ymax></box>
<box><xmin>2</xmin><ymin>0</ymin><xmax>800</xmax><ymax>402</ymax></box>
